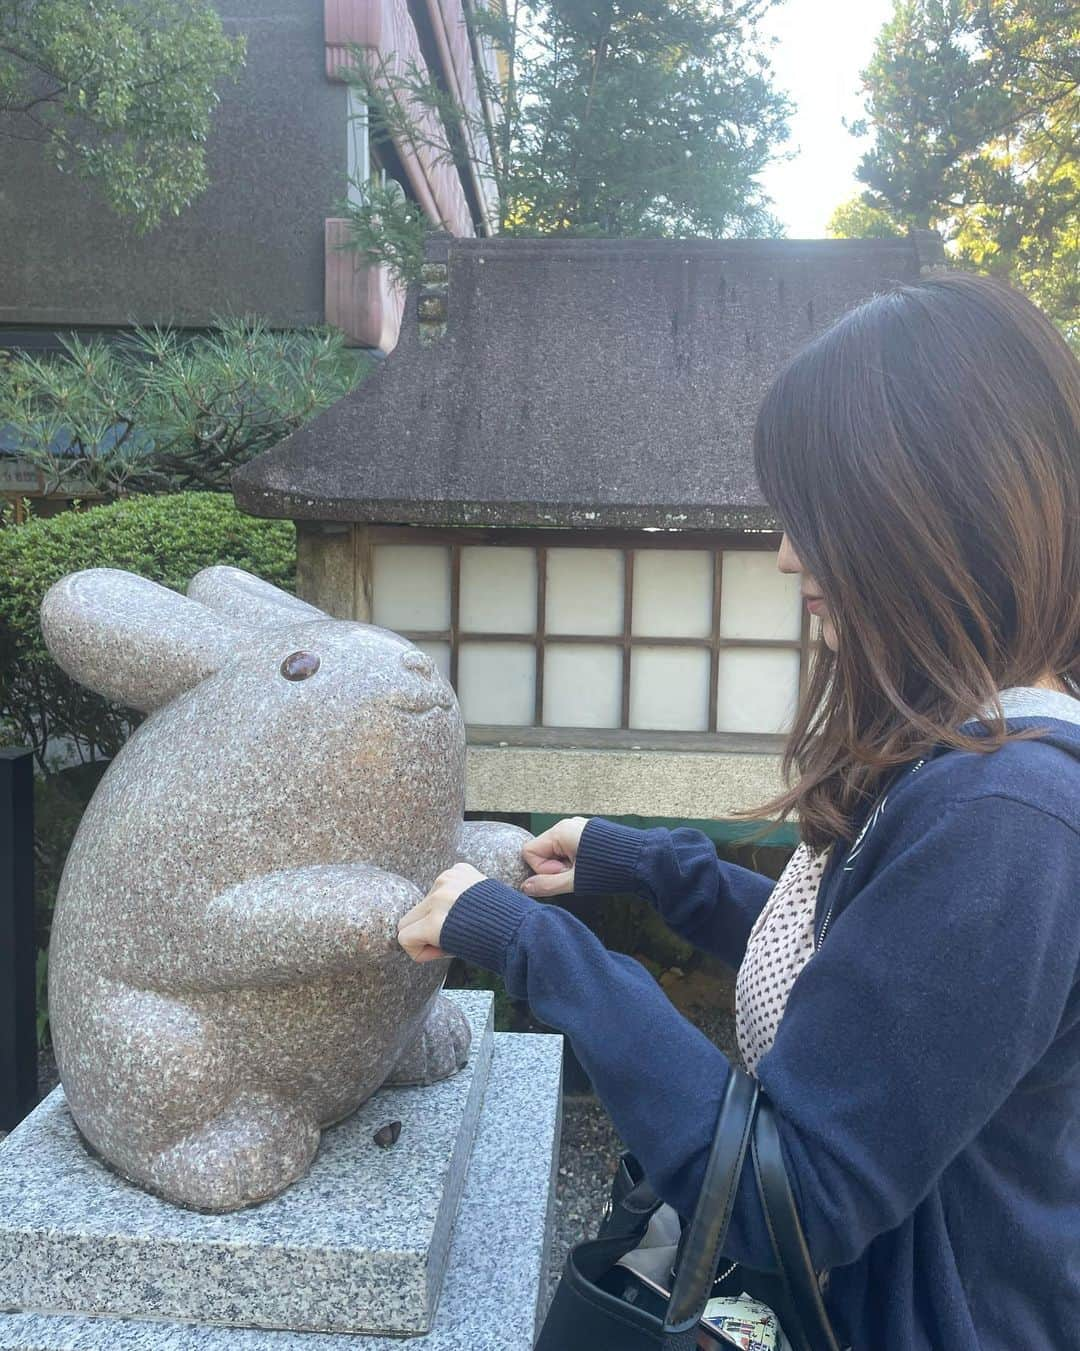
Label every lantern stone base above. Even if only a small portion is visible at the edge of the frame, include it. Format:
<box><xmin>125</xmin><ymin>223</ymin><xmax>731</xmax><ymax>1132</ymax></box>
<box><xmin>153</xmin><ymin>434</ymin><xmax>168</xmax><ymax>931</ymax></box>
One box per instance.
<box><xmin>0</xmin><ymin>994</ymin><xmax>562</xmax><ymax>1348</ymax></box>
<box><xmin>465</xmin><ymin>740</ymin><xmax>785</xmax><ymax>820</ymax></box>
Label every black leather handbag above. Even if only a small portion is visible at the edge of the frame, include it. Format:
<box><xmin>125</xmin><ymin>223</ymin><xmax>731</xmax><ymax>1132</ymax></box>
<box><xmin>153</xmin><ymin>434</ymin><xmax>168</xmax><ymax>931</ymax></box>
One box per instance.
<box><xmin>535</xmin><ymin>1069</ymin><xmax>841</xmax><ymax>1351</ymax></box>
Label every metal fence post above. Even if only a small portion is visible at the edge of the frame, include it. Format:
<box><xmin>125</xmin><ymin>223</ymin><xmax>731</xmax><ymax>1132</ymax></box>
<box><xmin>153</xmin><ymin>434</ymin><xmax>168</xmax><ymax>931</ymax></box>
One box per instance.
<box><xmin>0</xmin><ymin>748</ymin><xmax>36</xmax><ymax>1131</ymax></box>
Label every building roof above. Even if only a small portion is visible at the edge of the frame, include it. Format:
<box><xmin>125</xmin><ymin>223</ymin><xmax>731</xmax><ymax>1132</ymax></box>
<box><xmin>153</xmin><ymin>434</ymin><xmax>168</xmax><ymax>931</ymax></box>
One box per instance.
<box><xmin>233</xmin><ymin>231</ymin><xmax>945</xmax><ymax>530</ymax></box>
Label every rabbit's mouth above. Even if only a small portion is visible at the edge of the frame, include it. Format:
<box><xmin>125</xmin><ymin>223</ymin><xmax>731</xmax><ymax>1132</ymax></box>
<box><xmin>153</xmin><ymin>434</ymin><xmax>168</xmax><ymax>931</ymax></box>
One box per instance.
<box><xmin>391</xmin><ymin>691</ymin><xmax>454</xmax><ymax>715</ymax></box>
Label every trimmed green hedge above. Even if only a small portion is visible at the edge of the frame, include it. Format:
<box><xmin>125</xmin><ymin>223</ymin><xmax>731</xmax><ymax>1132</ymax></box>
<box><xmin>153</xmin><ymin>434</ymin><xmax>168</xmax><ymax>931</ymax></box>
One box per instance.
<box><xmin>0</xmin><ymin>493</ymin><xmax>296</xmax><ymax>766</ymax></box>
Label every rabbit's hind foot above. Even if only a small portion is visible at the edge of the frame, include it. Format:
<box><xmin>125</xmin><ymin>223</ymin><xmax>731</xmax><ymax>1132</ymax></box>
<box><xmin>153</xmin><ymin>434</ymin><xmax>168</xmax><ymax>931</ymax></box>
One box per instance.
<box><xmin>384</xmin><ymin>992</ymin><xmax>471</xmax><ymax>1087</ymax></box>
<box><xmin>143</xmin><ymin>1090</ymin><xmax>320</xmax><ymax>1212</ymax></box>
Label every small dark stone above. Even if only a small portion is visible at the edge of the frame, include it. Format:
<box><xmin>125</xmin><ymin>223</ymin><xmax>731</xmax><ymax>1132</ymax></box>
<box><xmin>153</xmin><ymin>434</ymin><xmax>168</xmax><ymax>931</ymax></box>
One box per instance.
<box><xmin>280</xmin><ymin>651</ymin><xmax>320</xmax><ymax>681</ymax></box>
<box><xmin>374</xmin><ymin>1120</ymin><xmax>402</xmax><ymax>1148</ymax></box>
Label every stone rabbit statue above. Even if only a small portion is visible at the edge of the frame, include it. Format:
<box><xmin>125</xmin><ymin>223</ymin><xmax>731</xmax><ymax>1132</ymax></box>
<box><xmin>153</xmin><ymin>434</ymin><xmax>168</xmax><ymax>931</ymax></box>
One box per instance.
<box><xmin>40</xmin><ymin>565</ymin><xmax>532</xmax><ymax>1212</ymax></box>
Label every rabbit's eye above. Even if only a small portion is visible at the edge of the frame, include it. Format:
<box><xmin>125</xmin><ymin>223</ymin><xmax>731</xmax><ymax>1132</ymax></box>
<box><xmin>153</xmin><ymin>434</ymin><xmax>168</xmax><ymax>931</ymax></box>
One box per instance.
<box><xmin>281</xmin><ymin>651</ymin><xmax>320</xmax><ymax>681</ymax></box>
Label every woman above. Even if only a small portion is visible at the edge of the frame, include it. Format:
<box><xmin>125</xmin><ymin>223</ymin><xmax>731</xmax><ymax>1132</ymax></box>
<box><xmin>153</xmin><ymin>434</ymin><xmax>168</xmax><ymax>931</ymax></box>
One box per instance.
<box><xmin>397</xmin><ymin>273</ymin><xmax>1080</xmax><ymax>1351</ymax></box>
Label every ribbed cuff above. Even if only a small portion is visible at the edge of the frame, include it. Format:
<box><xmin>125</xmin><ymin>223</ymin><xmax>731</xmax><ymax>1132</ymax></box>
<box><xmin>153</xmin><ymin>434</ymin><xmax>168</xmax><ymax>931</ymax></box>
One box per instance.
<box><xmin>441</xmin><ymin>878</ymin><xmax>534</xmax><ymax>975</ymax></box>
<box><xmin>573</xmin><ymin>818</ymin><xmax>647</xmax><ymax>897</ymax></box>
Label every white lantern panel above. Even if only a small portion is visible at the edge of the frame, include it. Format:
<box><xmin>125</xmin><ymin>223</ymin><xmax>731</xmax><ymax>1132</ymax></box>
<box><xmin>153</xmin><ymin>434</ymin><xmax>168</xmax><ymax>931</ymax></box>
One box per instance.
<box><xmin>632</xmin><ymin>550</ymin><xmax>713</xmax><ymax>638</ymax></box>
<box><xmin>546</xmin><ymin>549</ymin><xmax>623</xmax><ymax>635</ymax></box>
<box><xmin>629</xmin><ymin>647</ymin><xmax>710</xmax><ymax>732</ymax></box>
<box><xmin>413</xmin><ymin>641</ymin><xmax>451</xmax><ymax>682</ymax></box>
<box><xmin>460</xmin><ymin>546</ymin><xmax>537</xmax><ymax>633</ymax></box>
<box><xmin>716</xmin><ymin>648</ymin><xmax>801</xmax><ymax>734</ymax></box>
<box><xmin>458</xmin><ymin>642</ymin><xmax>535</xmax><ymax>725</ymax></box>
<box><xmin>719</xmin><ymin>551</ymin><xmax>802</xmax><ymax>641</ymax></box>
<box><xmin>543</xmin><ymin>645</ymin><xmax>622</xmax><ymax>728</ymax></box>
<box><xmin>372</xmin><ymin>544</ymin><xmax>450</xmax><ymax>632</ymax></box>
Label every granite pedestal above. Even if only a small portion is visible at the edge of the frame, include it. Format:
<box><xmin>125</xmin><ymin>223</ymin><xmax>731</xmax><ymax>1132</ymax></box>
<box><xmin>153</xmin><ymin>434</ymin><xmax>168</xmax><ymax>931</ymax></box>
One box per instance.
<box><xmin>0</xmin><ymin>994</ymin><xmax>562</xmax><ymax>1347</ymax></box>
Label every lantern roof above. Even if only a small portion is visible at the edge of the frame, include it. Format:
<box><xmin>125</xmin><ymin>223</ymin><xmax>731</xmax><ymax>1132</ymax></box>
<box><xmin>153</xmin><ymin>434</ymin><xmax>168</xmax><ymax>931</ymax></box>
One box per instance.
<box><xmin>233</xmin><ymin>231</ymin><xmax>945</xmax><ymax>531</ymax></box>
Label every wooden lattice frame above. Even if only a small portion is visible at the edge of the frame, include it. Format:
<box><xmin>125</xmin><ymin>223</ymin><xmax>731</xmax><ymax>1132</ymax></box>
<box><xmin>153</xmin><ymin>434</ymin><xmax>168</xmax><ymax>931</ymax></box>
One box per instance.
<box><xmin>366</xmin><ymin>526</ymin><xmax>815</xmax><ymax>735</ymax></box>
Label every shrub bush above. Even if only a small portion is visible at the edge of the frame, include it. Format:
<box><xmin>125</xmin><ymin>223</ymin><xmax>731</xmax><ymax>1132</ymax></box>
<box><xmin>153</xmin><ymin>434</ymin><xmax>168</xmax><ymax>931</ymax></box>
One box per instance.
<box><xmin>0</xmin><ymin>492</ymin><xmax>296</xmax><ymax>767</ymax></box>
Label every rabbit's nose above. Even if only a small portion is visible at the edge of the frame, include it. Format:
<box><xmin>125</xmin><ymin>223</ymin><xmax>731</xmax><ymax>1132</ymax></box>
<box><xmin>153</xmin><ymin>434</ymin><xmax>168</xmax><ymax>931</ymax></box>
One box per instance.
<box><xmin>401</xmin><ymin>649</ymin><xmax>436</xmax><ymax>679</ymax></box>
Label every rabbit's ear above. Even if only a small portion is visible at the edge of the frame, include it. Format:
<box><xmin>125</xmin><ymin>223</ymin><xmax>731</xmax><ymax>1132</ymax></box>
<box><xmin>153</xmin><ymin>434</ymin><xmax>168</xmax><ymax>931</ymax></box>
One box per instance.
<box><xmin>41</xmin><ymin>569</ymin><xmax>241</xmax><ymax>714</ymax></box>
<box><xmin>187</xmin><ymin>566</ymin><xmax>327</xmax><ymax>628</ymax></box>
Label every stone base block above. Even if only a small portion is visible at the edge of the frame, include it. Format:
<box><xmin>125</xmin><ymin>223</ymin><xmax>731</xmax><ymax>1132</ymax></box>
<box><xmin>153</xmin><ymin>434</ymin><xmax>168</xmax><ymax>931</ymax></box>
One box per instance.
<box><xmin>0</xmin><ymin>992</ymin><xmax>498</xmax><ymax>1337</ymax></box>
<box><xmin>0</xmin><ymin>1029</ymin><xmax>563</xmax><ymax>1350</ymax></box>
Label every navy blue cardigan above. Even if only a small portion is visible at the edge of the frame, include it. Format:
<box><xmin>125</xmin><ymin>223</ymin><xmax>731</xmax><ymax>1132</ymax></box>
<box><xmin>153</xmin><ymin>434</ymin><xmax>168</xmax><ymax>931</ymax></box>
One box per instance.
<box><xmin>442</xmin><ymin>704</ymin><xmax>1080</xmax><ymax>1351</ymax></box>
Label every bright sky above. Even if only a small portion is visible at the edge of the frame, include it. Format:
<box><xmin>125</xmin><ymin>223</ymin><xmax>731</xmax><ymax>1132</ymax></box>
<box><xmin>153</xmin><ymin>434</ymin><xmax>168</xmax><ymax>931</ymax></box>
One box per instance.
<box><xmin>758</xmin><ymin>0</ymin><xmax>897</xmax><ymax>238</ymax></box>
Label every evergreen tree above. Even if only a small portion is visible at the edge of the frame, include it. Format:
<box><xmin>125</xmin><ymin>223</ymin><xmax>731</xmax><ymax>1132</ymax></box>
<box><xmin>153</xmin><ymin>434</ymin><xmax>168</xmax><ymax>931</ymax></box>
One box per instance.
<box><xmin>341</xmin><ymin>0</ymin><xmax>790</xmax><ymax>282</ymax></box>
<box><xmin>840</xmin><ymin>1</ymin><xmax>1078</xmax><ymax>346</ymax></box>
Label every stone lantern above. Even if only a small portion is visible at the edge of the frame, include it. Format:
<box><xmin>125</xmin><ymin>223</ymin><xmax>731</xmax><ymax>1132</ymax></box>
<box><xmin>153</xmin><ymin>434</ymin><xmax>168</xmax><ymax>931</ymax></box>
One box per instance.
<box><xmin>234</xmin><ymin>231</ymin><xmax>945</xmax><ymax>827</ymax></box>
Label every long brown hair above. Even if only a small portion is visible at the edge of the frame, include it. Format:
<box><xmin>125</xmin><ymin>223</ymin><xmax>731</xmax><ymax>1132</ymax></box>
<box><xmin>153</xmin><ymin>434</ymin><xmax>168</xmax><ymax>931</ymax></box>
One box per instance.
<box><xmin>750</xmin><ymin>272</ymin><xmax>1080</xmax><ymax>851</ymax></box>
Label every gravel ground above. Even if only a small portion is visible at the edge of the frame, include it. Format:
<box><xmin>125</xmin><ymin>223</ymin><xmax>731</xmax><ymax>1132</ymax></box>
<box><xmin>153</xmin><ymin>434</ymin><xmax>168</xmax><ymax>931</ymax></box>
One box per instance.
<box><xmin>547</xmin><ymin>1092</ymin><xmax>623</xmax><ymax>1303</ymax></box>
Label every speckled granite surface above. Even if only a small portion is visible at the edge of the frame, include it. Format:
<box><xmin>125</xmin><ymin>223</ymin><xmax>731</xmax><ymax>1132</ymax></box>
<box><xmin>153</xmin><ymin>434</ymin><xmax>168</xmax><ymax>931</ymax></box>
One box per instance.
<box><xmin>0</xmin><ymin>993</ymin><xmax>495</xmax><ymax>1336</ymax></box>
<box><xmin>0</xmin><ymin>1030</ymin><xmax>563</xmax><ymax>1350</ymax></box>
<box><xmin>37</xmin><ymin>565</ymin><xmax>532</xmax><ymax>1213</ymax></box>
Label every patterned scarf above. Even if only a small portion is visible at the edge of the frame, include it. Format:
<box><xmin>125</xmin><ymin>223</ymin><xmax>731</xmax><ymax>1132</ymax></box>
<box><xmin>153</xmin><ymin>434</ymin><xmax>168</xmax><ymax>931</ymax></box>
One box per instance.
<box><xmin>735</xmin><ymin>843</ymin><xmax>829</xmax><ymax>1076</ymax></box>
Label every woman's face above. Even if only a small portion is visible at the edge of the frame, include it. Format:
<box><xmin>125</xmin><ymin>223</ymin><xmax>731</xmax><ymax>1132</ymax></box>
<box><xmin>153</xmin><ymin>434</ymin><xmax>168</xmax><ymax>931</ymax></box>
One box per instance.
<box><xmin>778</xmin><ymin>535</ymin><xmax>839</xmax><ymax>652</ymax></box>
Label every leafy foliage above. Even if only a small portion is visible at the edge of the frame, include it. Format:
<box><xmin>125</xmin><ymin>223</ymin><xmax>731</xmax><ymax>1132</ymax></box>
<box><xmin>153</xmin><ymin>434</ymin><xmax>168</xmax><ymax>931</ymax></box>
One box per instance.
<box><xmin>845</xmin><ymin>1</ymin><xmax>1079</xmax><ymax>346</ymax></box>
<box><xmin>32</xmin><ymin>762</ymin><xmax>103</xmax><ymax>1046</ymax></box>
<box><xmin>338</xmin><ymin>0</ymin><xmax>791</xmax><ymax>284</ymax></box>
<box><xmin>341</xmin><ymin>177</ymin><xmax>430</xmax><ymax>292</ymax></box>
<box><xmin>0</xmin><ymin>0</ymin><xmax>245</xmax><ymax>230</ymax></box>
<box><xmin>0</xmin><ymin>319</ymin><xmax>370</xmax><ymax>497</ymax></box>
<box><xmin>0</xmin><ymin>492</ymin><xmax>296</xmax><ymax>768</ymax></box>
<box><xmin>826</xmin><ymin>196</ymin><xmax>904</xmax><ymax>240</ymax></box>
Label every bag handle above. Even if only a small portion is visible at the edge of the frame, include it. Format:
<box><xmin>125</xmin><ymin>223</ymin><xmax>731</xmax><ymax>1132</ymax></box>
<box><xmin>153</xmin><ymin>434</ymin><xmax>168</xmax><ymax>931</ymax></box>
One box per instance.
<box><xmin>660</xmin><ymin>1070</ymin><xmax>842</xmax><ymax>1351</ymax></box>
<box><xmin>662</xmin><ymin>1068</ymin><xmax>759</xmax><ymax>1338</ymax></box>
<box><xmin>752</xmin><ymin>1098</ymin><xmax>841</xmax><ymax>1351</ymax></box>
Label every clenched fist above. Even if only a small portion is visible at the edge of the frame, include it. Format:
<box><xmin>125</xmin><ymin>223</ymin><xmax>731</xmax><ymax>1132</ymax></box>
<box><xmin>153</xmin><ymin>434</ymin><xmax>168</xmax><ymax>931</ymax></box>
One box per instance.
<box><xmin>397</xmin><ymin>863</ymin><xmax>487</xmax><ymax>963</ymax></box>
<box><xmin>520</xmin><ymin>816</ymin><xmax>589</xmax><ymax>897</ymax></box>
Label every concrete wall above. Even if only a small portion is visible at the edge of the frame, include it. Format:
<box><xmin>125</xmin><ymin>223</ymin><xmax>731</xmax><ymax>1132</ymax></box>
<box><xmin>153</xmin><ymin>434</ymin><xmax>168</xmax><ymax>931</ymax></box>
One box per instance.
<box><xmin>0</xmin><ymin>1</ymin><xmax>347</xmax><ymax>331</ymax></box>
<box><xmin>465</xmin><ymin>744</ymin><xmax>784</xmax><ymax>820</ymax></box>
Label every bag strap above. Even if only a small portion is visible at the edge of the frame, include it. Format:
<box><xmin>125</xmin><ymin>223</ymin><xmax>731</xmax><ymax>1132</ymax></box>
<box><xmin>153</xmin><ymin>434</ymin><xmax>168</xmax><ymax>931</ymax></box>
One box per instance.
<box><xmin>662</xmin><ymin>1067</ymin><xmax>759</xmax><ymax>1338</ymax></box>
<box><xmin>752</xmin><ymin>1098</ymin><xmax>841</xmax><ymax>1351</ymax></box>
<box><xmin>598</xmin><ymin>1154</ymin><xmax>664</xmax><ymax>1244</ymax></box>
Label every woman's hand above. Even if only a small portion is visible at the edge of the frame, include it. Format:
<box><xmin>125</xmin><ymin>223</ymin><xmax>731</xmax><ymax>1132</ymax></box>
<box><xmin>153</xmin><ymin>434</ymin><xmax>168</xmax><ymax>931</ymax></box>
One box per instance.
<box><xmin>397</xmin><ymin>862</ymin><xmax>487</xmax><ymax>962</ymax></box>
<box><xmin>521</xmin><ymin>816</ymin><xmax>589</xmax><ymax>897</ymax></box>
